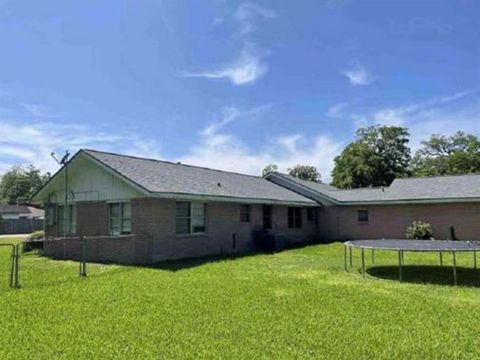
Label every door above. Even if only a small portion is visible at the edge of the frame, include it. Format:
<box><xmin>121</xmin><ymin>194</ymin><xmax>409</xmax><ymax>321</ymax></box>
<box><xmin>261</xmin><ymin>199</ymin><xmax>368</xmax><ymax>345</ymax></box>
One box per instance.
<box><xmin>263</xmin><ymin>205</ymin><xmax>272</xmax><ymax>229</ymax></box>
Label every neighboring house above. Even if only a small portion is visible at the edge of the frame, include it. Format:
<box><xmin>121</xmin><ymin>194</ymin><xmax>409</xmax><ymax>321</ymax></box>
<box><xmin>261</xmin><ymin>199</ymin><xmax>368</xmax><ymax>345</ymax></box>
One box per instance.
<box><xmin>32</xmin><ymin>149</ymin><xmax>319</xmax><ymax>263</ymax></box>
<box><xmin>31</xmin><ymin>148</ymin><xmax>480</xmax><ymax>264</ymax></box>
<box><xmin>0</xmin><ymin>204</ymin><xmax>44</xmax><ymax>234</ymax></box>
<box><xmin>266</xmin><ymin>172</ymin><xmax>480</xmax><ymax>241</ymax></box>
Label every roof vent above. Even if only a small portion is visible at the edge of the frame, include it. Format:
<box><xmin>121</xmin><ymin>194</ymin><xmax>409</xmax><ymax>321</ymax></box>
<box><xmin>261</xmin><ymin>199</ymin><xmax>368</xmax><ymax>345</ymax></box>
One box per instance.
<box><xmin>177</xmin><ymin>162</ymin><xmax>181</xmax><ymax>164</ymax></box>
<box><xmin>217</xmin><ymin>182</ymin><xmax>222</xmax><ymax>187</ymax></box>
<box><xmin>381</xmin><ymin>187</ymin><xmax>385</xmax><ymax>192</ymax></box>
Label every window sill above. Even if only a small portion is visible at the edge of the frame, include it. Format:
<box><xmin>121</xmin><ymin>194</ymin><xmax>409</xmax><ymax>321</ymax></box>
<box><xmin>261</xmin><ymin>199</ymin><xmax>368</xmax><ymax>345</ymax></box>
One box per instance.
<box><xmin>175</xmin><ymin>233</ymin><xmax>208</xmax><ymax>238</ymax></box>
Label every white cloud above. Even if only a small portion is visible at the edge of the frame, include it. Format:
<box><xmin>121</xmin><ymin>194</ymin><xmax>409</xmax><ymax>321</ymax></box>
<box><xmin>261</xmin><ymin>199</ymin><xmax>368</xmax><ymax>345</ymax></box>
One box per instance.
<box><xmin>0</xmin><ymin>121</ymin><xmax>162</xmax><ymax>175</ymax></box>
<box><xmin>182</xmin><ymin>47</ymin><xmax>267</xmax><ymax>86</ymax></box>
<box><xmin>326</xmin><ymin>102</ymin><xmax>349</xmax><ymax>118</ymax></box>
<box><xmin>277</xmin><ymin>134</ymin><xmax>302</xmax><ymax>152</ymax></box>
<box><xmin>21</xmin><ymin>103</ymin><xmax>49</xmax><ymax>118</ymax></box>
<box><xmin>373</xmin><ymin>91</ymin><xmax>470</xmax><ymax>126</ymax></box>
<box><xmin>341</xmin><ymin>65</ymin><xmax>374</xmax><ymax>86</ymax></box>
<box><xmin>235</xmin><ymin>3</ymin><xmax>276</xmax><ymax>35</ymax></box>
<box><xmin>202</xmin><ymin>103</ymin><xmax>271</xmax><ymax>136</ymax></box>
<box><xmin>182</xmin><ymin>3</ymin><xmax>275</xmax><ymax>86</ymax></box>
<box><xmin>177</xmin><ymin>105</ymin><xmax>343</xmax><ymax>181</ymax></box>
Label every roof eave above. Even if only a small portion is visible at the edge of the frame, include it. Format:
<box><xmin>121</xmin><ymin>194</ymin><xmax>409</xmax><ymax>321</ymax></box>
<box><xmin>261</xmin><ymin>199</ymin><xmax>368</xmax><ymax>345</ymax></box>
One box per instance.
<box><xmin>339</xmin><ymin>197</ymin><xmax>480</xmax><ymax>206</ymax></box>
<box><xmin>150</xmin><ymin>192</ymin><xmax>318</xmax><ymax>206</ymax></box>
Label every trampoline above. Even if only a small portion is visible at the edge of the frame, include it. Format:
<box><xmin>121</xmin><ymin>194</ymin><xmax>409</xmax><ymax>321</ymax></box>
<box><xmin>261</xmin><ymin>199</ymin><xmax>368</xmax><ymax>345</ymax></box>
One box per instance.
<box><xmin>344</xmin><ymin>239</ymin><xmax>480</xmax><ymax>285</ymax></box>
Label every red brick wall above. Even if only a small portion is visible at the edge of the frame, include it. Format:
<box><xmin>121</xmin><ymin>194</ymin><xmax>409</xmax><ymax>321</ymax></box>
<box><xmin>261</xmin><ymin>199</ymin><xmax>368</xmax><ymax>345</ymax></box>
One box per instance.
<box><xmin>319</xmin><ymin>202</ymin><xmax>480</xmax><ymax>241</ymax></box>
<box><xmin>43</xmin><ymin>235</ymin><xmax>153</xmax><ymax>264</ymax></box>
<box><xmin>45</xmin><ymin>198</ymin><xmax>319</xmax><ymax>263</ymax></box>
<box><xmin>131</xmin><ymin>198</ymin><xmax>319</xmax><ymax>262</ymax></box>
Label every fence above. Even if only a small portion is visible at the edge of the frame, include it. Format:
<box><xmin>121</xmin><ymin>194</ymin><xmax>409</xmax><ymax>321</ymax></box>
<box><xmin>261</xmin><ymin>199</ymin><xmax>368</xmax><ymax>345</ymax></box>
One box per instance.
<box><xmin>42</xmin><ymin>234</ymin><xmax>154</xmax><ymax>264</ymax></box>
<box><xmin>0</xmin><ymin>218</ymin><xmax>43</xmax><ymax>234</ymax></box>
<box><xmin>4</xmin><ymin>234</ymin><xmax>154</xmax><ymax>288</ymax></box>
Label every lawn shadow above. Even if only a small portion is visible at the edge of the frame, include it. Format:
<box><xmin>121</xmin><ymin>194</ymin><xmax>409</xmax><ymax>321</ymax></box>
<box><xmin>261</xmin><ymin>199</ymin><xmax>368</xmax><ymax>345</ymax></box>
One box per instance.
<box><xmin>367</xmin><ymin>265</ymin><xmax>480</xmax><ymax>287</ymax></box>
<box><xmin>144</xmin><ymin>251</ymin><xmax>269</xmax><ymax>272</ymax></box>
<box><xmin>143</xmin><ymin>240</ymin><xmax>331</xmax><ymax>272</ymax></box>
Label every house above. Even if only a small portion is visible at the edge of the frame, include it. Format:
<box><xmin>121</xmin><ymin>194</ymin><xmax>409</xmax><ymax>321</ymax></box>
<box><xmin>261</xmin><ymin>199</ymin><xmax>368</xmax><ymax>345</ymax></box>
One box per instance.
<box><xmin>32</xmin><ymin>149</ymin><xmax>319</xmax><ymax>263</ymax></box>
<box><xmin>31</xmin><ymin>148</ymin><xmax>480</xmax><ymax>264</ymax></box>
<box><xmin>266</xmin><ymin>172</ymin><xmax>480</xmax><ymax>241</ymax></box>
<box><xmin>0</xmin><ymin>204</ymin><xmax>44</xmax><ymax>234</ymax></box>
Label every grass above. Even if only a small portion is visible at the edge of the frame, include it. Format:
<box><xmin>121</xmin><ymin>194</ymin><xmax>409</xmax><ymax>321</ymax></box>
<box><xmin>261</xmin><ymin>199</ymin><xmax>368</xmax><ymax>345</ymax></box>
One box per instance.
<box><xmin>1</xmin><ymin>238</ymin><xmax>480</xmax><ymax>359</ymax></box>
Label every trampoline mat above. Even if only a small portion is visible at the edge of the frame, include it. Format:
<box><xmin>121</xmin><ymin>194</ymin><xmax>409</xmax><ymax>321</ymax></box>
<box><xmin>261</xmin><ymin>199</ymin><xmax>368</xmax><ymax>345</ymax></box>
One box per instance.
<box><xmin>345</xmin><ymin>239</ymin><xmax>480</xmax><ymax>252</ymax></box>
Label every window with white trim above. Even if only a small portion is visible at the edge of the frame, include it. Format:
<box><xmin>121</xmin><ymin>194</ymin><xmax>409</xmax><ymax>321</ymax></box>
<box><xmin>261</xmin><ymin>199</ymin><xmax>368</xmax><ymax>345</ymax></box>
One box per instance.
<box><xmin>58</xmin><ymin>204</ymin><xmax>76</xmax><ymax>235</ymax></box>
<box><xmin>176</xmin><ymin>202</ymin><xmax>207</xmax><ymax>235</ymax></box>
<box><xmin>240</xmin><ymin>205</ymin><xmax>251</xmax><ymax>222</ymax></box>
<box><xmin>109</xmin><ymin>202</ymin><xmax>131</xmax><ymax>235</ymax></box>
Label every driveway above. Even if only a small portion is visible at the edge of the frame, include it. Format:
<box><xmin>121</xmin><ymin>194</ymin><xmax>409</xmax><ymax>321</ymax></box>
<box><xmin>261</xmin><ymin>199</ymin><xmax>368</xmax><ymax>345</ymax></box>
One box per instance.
<box><xmin>0</xmin><ymin>234</ymin><xmax>30</xmax><ymax>239</ymax></box>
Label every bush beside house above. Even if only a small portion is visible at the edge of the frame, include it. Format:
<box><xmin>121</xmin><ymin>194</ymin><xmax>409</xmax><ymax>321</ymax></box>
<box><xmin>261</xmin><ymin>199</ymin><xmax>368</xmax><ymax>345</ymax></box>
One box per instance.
<box><xmin>406</xmin><ymin>221</ymin><xmax>433</xmax><ymax>240</ymax></box>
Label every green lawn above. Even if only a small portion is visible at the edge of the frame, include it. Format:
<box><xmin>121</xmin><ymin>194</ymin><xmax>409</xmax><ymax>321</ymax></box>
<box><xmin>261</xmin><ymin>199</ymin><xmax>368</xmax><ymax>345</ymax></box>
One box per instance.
<box><xmin>1</xmin><ymin>237</ymin><xmax>480</xmax><ymax>359</ymax></box>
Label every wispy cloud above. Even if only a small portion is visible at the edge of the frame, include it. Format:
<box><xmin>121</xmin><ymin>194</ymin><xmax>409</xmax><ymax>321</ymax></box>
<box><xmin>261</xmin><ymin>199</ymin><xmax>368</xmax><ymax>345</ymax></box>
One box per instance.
<box><xmin>182</xmin><ymin>2</ymin><xmax>275</xmax><ymax>86</ymax></box>
<box><xmin>0</xmin><ymin>120</ymin><xmax>162</xmax><ymax>174</ymax></box>
<box><xmin>373</xmin><ymin>91</ymin><xmax>470</xmax><ymax>126</ymax></box>
<box><xmin>234</xmin><ymin>3</ymin><xmax>276</xmax><ymax>35</ymax></box>
<box><xmin>202</xmin><ymin>103</ymin><xmax>272</xmax><ymax>136</ymax></box>
<box><xmin>181</xmin><ymin>47</ymin><xmax>267</xmax><ymax>86</ymax></box>
<box><xmin>178</xmin><ymin>105</ymin><xmax>343</xmax><ymax>180</ymax></box>
<box><xmin>341</xmin><ymin>64</ymin><xmax>374</xmax><ymax>86</ymax></box>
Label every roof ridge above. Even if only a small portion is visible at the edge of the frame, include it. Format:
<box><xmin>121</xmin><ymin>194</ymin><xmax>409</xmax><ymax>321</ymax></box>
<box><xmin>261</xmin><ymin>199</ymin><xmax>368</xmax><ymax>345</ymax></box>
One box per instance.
<box><xmin>329</xmin><ymin>186</ymin><xmax>387</xmax><ymax>192</ymax></box>
<box><xmin>273</xmin><ymin>172</ymin><xmax>335</xmax><ymax>186</ymax></box>
<box><xmin>83</xmin><ymin>148</ymin><xmax>265</xmax><ymax>180</ymax></box>
<box><xmin>393</xmin><ymin>173</ymin><xmax>480</xmax><ymax>181</ymax></box>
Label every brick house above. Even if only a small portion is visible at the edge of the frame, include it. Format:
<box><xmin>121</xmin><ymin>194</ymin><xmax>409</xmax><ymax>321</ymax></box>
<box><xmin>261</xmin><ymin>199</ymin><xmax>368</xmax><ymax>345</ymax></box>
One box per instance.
<box><xmin>32</xmin><ymin>149</ymin><xmax>480</xmax><ymax>264</ymax></box>
<box><xmin>32</xmin><ymin>149</ymin><xmax>319</xmax><ymax>263</ymax></box>
<box><xmin>265</xmin><ymin>172</ymin><xmax>480</xmax><ymax>242</ymax></box>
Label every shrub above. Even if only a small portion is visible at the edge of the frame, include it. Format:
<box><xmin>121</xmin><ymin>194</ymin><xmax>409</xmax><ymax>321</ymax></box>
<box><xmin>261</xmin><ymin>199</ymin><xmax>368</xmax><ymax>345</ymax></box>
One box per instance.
<box><xmin>23</xmin><ymin>230</ymin><xmax>45</xmax><ymax>252</ymax></box>
<box><xmin>406</xmin><ymin>221</ymin><xmax>433</xmax><ymax>240</ymax></box>
<box><xmin>29</xmin><ymin>230</ymin><xmax>45</xmax><ymax>241</ymax></box>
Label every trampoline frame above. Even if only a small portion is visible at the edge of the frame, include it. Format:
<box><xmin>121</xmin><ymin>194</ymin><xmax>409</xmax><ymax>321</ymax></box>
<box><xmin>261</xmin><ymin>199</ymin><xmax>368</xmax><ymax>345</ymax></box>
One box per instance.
<box><xmin>344</xmin><ymin>240</ymin><xmax>480</xmax><ymax>285</ymax></box>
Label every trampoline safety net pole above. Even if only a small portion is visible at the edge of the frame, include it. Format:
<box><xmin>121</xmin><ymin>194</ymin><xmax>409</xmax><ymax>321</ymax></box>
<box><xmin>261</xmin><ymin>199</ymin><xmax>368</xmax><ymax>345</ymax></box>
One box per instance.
<box><xmin>398</xmin><ymin>251</ymin><xmax>402</xmax><ymax>282</ymax></box>
<box><xmin>361</xmin><ymin>248</ymin><xmax>365</xmax><ymax>278</ymax></box>
<box><xmin>452</xmin><ymin>251</ymin><xmax>457</xmax><ymax>286</ymax></box>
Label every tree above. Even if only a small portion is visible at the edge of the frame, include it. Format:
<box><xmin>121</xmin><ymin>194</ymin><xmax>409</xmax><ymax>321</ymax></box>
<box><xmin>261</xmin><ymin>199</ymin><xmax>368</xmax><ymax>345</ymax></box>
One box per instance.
<box><xmin>411</xmin><ymin>132</ymin><xmax>480</xmax><ymax>176</ymax></box>
<box><xmin>331</xmin><ymin>125</ymin><xmax>411</xmax><ymax>188</ymax></box>
<box><xmin>262</xmin><ymin>164</ymin><xmax>278</xmax><ymax>177</ymax></box>
<box><xmin>288</xmin><ymin>165</ymin><xmax>321</xmax><ymax>182</ymax></box>
<box><xmin>0</xmin><ymin>165</ymin><xmax>50</xmax><ymax>203</ymax></box>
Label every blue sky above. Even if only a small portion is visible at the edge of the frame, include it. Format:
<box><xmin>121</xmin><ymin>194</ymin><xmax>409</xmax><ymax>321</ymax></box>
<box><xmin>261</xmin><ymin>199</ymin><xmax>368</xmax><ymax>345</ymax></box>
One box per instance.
<box><xmin>0</xmin><ymin>0</ymin><xmax>479</xmax><ymax>180</ymax></box>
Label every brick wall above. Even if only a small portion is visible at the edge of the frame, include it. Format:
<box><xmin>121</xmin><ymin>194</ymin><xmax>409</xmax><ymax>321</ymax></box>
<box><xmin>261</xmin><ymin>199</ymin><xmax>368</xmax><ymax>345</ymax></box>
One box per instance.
<box><xmin>131</xmin><ymin>198</ymin><xmax>319</xmax><ymax>262</ymax></box>
<box><xmin>319</xmin><ymin>202</ymin><xmax>480</xmax><ymax>241</ymax></box>
<box><xmin>45</xmin><ymin>198</ymin><xmax>319</xmax><ymax>263</ymax></box>
<box><xmin>43</xmin><ymin>235</ymin><xmax>153</xmax><ymax>264</ymax></box>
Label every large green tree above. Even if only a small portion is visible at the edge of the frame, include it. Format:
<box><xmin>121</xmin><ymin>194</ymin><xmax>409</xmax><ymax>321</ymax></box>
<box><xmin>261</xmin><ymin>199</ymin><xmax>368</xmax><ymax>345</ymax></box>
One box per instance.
<box><xmin>288</xmin><ymin>165</ymin><xmax>321</xmax><ymax>182</ymax></box>
<box><xmin>411</xmin><ymin>132</ymin><xmax>480</xmax><ymax>176</ymax></box>
<box><xmin>331</xmin><ymin>125</ymin><xmax>411</xmax><ymax>188</ymax></box>
<box><xmin>0</xmin><ymin>165</ymin><xmax>50</xmax><ymax>203</ymax></box>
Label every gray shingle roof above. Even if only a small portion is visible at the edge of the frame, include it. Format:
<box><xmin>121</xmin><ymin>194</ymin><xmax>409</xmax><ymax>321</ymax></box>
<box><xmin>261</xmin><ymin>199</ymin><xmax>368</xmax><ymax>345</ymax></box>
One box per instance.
<box><xmin>270</xmin><ymin>173</ymin><xmax>480</xmax><ymax>204</ymax></box>
<box><xmin>84</xmin><ymin>150</ymin><xmax>316</xmax><ymax>205</ymax></box>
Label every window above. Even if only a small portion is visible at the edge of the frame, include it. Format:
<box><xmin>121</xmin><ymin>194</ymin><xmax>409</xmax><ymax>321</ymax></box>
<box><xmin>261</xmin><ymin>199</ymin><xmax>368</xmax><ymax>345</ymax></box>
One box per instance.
<box><xmin>288</xmin><ymin>207</ymin><xmax>302</xmax><ymax>229</ymax></box>
<box><xmin>357</xmin><ymin>210</ymin><xmax>369</xmax><ymax>223</ymax></box>
<box><xmin>307</xmin><ymin>208</ymin><xmax>314</xmax><ymax>222</ymax></box>
<box><xmin>46</xmin><ymin>205</ymin><xmax>56</xmax><ymax>227</ymax></box>
<box><xmin>109</xmin><ymin>202</ymin><xmax>131</xmax><ymax>235</ymax></box>
<box><xmin>263</xmin><ymin>205</ymin><xmax>272</xmax><ymax>229</ymax></box>
<box><xmin>240</xmin><ymin>205</ymin><xmax>251</xmax><ymax>222</ymax></box>
<box><xmin>58</xmin><ymin>204</ymin><xmax>76</xmax><ymax>235</ymax></box>
<box><xmin>176</xmin><ymin>202</ymin><xmax>207</xmax><ymax>235</ymax></box>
